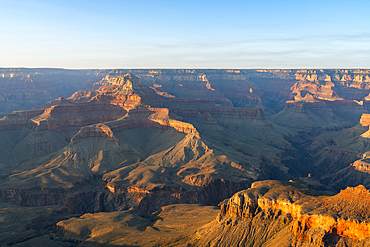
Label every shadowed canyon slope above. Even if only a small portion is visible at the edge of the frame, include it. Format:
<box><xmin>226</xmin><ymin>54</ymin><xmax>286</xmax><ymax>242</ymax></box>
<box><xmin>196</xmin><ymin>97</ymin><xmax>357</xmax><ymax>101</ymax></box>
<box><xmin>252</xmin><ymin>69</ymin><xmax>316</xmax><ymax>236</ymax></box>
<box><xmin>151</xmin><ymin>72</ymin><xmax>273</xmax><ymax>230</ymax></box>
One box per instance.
<box><xmin>1</xmin><ymin>68</ymin><xmax>370</xmax><ymax>246</ymax></box>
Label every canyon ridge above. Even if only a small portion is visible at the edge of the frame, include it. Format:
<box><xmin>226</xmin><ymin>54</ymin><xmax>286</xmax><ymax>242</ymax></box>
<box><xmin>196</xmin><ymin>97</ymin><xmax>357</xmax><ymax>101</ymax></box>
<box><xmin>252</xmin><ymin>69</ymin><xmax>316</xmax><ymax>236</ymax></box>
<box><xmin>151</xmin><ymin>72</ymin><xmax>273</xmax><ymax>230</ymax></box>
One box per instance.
<box><xmin>1</xmin><ymin>68</ymin><xmax>370</xmax><ymax>246</ymax></box>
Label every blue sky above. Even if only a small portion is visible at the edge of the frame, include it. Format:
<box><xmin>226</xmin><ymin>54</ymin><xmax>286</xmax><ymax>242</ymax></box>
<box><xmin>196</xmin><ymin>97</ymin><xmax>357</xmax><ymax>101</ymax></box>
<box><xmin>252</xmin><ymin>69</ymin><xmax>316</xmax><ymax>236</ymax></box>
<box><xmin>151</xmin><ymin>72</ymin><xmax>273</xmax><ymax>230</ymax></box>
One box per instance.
<box><xmin>1</xmin><ymin>0</ymin><xmax>369</xmax><ymax>69</ymax></box>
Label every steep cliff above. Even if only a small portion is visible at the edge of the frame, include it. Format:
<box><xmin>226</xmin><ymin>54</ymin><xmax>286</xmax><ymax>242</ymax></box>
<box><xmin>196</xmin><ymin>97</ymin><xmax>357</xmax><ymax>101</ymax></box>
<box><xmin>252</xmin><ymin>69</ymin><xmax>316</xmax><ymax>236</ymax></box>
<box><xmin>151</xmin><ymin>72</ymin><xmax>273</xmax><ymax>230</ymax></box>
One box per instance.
<box><xmin>194</xmin><ymin>180</ymin><xmax>370</xmax><ymax>247</ymax></box>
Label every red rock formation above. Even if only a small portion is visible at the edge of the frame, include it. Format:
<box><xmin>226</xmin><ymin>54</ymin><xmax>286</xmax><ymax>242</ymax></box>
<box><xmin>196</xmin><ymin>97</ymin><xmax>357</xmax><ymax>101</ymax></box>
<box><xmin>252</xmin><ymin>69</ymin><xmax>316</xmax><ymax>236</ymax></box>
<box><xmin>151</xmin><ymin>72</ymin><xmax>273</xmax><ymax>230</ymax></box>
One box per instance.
<box><xmin>217</xmin><ymin>181</ymin><xmax>370</xmax><ymax>245</ymax></box>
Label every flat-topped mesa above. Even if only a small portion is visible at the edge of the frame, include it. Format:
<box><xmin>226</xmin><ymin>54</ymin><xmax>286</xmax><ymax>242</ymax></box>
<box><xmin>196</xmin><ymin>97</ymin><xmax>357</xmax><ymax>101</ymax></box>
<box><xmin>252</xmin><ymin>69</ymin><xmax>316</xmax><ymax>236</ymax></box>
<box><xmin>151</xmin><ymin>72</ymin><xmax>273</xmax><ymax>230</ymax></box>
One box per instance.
<box><xmin>285</xmin><ymin>100</ymin><xmax>326</xmax><ymax>113</ymax></box>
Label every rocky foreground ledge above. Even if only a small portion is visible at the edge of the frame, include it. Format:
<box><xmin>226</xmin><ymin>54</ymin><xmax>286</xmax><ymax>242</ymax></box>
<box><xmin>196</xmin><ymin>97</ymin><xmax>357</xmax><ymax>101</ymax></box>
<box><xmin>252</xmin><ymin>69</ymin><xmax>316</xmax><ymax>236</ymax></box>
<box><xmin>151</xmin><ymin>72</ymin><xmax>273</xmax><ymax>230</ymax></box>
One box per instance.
<box><xmin>195</xmin><ymin>180</ymin><xmax>370</xmax><ymax>247</ymax></box>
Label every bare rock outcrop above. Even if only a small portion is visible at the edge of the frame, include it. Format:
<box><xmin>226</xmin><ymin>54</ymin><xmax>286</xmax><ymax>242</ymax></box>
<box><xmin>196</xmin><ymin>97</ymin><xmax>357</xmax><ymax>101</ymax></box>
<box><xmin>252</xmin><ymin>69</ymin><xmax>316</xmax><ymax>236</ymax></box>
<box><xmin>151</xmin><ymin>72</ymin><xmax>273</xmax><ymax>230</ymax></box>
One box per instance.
<box><xmin>195</xmin><ymin>180</ymin><xmax>370</xmax><ymax>247</ymax></box>
<box><xmin>360</xmin><ymin>113</ymin><xmax>370</xmax><ymax>126</ymax></box>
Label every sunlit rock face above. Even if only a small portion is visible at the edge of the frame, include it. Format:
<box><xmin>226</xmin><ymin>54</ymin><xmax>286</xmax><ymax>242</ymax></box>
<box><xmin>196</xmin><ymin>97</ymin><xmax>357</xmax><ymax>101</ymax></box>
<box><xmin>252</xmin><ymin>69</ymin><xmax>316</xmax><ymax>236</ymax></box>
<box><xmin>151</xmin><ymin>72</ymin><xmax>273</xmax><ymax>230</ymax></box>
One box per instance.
<box><xmin>360</xmin><ymin>113</ymin><xmax>370</xmax><ymax>126</ymax></box>
<box><xmin>195</xmin><ymin>181</ymin><xmax>370</xmax><ymax>247</ymax></box>
<box><xmin>351</xmin><ymin>152</ymin><xmax>370</xmax><ymax>174</ymax></box>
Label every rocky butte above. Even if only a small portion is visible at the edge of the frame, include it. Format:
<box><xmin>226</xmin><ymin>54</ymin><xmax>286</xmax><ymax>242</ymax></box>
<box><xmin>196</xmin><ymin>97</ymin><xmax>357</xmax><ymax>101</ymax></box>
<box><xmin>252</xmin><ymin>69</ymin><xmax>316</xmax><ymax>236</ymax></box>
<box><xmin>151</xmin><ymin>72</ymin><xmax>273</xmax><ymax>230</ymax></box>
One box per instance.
<box><xmin>0</xmin><ymin>68</ymin><xmax>370</xmax><ymax>246</ymax></box>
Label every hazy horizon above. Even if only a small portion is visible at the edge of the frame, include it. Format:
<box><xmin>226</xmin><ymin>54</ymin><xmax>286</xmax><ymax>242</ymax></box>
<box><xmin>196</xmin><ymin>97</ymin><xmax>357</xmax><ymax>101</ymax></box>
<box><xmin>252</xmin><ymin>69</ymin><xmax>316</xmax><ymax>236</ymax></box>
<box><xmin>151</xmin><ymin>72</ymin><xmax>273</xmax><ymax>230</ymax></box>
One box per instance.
<box><xmin>1</xmin><ymin>0</ymin><xmax>369</xmax><ymax>69</ymax></box>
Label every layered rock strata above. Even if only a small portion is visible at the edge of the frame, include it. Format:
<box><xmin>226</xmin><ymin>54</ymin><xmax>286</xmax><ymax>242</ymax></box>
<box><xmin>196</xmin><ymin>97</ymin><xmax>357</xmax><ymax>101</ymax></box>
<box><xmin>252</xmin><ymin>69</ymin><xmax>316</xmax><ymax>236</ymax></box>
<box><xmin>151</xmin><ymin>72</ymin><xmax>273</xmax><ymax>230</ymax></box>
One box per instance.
<box><xmin>0</xmin><ymin>73</ymin><xmax>264</xmax><ymax>215</ymax></box>
<box><xmin>195</xmin><ymin>180</ymin><xmax>370</xmax><ymax>247</ymax></box>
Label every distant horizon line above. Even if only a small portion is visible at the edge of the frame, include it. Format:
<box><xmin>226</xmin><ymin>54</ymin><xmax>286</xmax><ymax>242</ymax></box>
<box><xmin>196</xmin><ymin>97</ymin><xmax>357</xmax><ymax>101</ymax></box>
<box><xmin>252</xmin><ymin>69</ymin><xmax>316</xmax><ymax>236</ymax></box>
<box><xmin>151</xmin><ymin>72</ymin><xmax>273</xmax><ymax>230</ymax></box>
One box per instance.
<box><xmin>1</xmin><ymin>67</ymin><xmax>370</xmax><ymax>71</ymax></box>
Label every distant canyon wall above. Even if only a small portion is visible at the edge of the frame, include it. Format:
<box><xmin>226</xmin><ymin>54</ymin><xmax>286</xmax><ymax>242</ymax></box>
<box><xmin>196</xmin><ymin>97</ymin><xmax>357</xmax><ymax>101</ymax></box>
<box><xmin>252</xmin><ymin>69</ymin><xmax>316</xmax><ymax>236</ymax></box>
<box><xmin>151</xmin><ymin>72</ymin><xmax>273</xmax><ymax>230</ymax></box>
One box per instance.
<box><xmin>2</xmin><ymin>68</ymin><xmax>370</xmax><ymax>117</ymax></box>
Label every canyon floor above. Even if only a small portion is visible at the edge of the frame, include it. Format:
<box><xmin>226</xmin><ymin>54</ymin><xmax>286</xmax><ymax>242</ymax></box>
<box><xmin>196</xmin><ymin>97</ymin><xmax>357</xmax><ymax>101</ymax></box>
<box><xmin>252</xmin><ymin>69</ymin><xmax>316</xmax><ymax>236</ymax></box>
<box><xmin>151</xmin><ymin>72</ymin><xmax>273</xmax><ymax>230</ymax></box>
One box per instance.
<box><xmin>1</xmin><ymin>68</ymin><xmax>370</xmax><ymax>246</ymax></box>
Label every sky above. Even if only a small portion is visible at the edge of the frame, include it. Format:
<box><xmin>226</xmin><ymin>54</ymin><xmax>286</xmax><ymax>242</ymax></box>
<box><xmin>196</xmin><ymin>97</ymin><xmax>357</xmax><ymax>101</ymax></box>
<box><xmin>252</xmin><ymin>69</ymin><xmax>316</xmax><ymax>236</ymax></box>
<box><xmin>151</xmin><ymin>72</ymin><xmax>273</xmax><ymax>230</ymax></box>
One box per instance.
<box><xmin>0</xmin><ymin>0</ymin><xmax>369</xmax><ymax>69</ymax></box>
